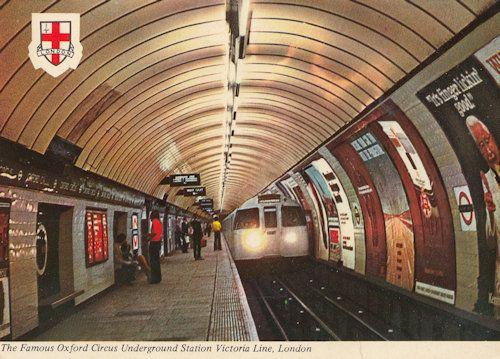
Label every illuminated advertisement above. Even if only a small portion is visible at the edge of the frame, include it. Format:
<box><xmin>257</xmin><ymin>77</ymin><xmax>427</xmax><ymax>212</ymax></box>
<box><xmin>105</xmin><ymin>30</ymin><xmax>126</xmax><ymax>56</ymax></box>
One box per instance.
<box><xmin>131</xmin><ymin>213</ymin><xmax>139</xmax><ymax>251</ymax></box>
<box><xmin>352</xmin><ymin>132</ymin><xmax>415</xmax><ymax>291</ymax></box>
<box><xmin>417</xmin><ymin>37</ymin><xmax>499</xmax><ymax>310</ymax></box>
<box><xmin>311</xmin><ymin>158</ymin><xmax>356</xmax><ymax>270</ymax></box>
<box><xmin>0</xmin><ymin>202</ymin><xmax>10</xmax><ymax>338</ymax></box>
<box><xmin>85</xmin><ymin>210</ymin><xmax>109</xmax><ymax>266</ymax></box>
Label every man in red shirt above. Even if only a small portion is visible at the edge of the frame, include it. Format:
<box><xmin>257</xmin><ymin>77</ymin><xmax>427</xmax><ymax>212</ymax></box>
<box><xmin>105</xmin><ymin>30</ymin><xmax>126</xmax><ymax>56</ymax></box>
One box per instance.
<box><xmin>148</xmin><ymin>210</ymin><xmax>163</xmax><ymax>284</ymax></box>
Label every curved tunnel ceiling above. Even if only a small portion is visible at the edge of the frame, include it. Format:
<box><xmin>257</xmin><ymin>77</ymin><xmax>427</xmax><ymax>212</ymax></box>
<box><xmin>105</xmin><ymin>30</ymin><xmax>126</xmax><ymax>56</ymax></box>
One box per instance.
<box><xmin>0</xmin><ymin>0</ymin><xmax>495</xmax><ymax>214</ymax></box>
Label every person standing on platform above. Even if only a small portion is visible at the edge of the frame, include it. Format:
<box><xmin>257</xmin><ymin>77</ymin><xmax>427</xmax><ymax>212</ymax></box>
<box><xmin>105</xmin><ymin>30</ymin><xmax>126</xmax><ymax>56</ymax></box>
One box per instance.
<box><xmin>191</xmin><ymin>218</ymin><xmax>203</xmax><ymax>260</ymax></box>
<box><xmin>212</xmin><ymin>216</ymin><xmax>222</xmax><ymax>251</ymax></box>
<box><xmin>206</xmin><ymin>220</ymin><xmax>212</xmax><ymax>237</ymax></box>
<box><xmin>174</xmin><ymin>221</ymin><xmax>182</xmax><ymax>250</ymax></box>
<box><xmin>148</xmin><ymin>210</ymin><xmax>162</xmax><ymax>284</ymax></box>
<box><xmin>181</xmin><ymin>217</ymin><xmax>189</xmax><ymax>253</ymax></box>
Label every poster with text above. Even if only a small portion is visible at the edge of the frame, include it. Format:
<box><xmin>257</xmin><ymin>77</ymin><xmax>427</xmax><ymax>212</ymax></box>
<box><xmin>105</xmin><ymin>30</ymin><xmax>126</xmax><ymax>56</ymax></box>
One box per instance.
<box><xmin>351</xmin><ymin>132</ymin><xmax>415</xmax><ymax>291</ymax></box>
<box><xmin>312</xmin><ymin>158</ymin><xmax>356</xmax><ymax>270</ymax></box>
<box><xmin>417</xmin><ymin>37</ymin><xmax>499</xmax><ymax>310</ymax></box>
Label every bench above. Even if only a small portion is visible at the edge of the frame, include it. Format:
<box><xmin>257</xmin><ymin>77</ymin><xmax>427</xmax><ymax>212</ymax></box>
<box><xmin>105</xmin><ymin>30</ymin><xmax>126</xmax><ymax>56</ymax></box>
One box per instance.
<box><xmin>39</xmin><ymin>290</ymin><xmax>84</xmax><ymax>309</ymax></box>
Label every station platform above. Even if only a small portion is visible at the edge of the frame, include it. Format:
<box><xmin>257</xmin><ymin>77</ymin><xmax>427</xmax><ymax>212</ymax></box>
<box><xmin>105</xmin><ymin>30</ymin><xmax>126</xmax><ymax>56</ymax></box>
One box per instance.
<box><xmin>31</xmin><ymin>235</ymin><xmax>259</xmax><ymax>341</ymax></box>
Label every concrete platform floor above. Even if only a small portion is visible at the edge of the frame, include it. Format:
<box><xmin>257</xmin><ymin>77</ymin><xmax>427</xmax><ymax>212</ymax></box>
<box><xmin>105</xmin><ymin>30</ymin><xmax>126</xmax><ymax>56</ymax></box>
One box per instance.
<box><xmin>32</xmin><ymin>235</ymin><xmax>257</xmax><ymax>341</ymax></box>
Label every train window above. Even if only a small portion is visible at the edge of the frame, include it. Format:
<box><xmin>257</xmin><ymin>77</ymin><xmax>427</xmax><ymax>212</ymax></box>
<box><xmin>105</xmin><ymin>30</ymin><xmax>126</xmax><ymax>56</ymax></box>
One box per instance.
<box><xmin>234</xmin><ymin>208</ymin><xmax>260</xmax><ymax>230</ymax></box>
<box><xmin>264</xmin><ymin>206</ymin><xmax>277</xmax><ymax>228</ymax></box>
<box><xmin>282</xmin><ymin>206</ymin><xmax>306</xmax><ymax>227</ymax></box>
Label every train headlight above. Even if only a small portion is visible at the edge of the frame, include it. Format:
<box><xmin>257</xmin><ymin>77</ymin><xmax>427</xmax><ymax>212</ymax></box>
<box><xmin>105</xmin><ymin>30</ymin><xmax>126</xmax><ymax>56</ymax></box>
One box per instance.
<box><xmin>285</xmin><ymin>232</ymin><xmax>297</xmax><ymax>244</ymax></box>
<box><xmin>242</xmin><ymin>229</ymin><xmax>265</xmax><ymax>252</ymax></box>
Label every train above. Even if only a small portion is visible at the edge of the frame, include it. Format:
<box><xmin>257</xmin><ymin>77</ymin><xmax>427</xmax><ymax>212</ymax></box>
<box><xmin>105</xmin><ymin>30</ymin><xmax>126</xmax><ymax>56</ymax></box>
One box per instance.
<box><xmin>222</xmin><ymin>193</ymin><xmax>309</xmax><ymax>260</ymax></box>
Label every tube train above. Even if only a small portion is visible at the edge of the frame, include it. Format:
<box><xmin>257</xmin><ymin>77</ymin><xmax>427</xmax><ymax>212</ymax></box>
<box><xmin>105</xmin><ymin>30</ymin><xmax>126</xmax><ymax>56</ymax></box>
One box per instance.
<box><xmin>222</xmin><ymin>194</ymin><xmax>309</xmax><ymax>260</ymax></box>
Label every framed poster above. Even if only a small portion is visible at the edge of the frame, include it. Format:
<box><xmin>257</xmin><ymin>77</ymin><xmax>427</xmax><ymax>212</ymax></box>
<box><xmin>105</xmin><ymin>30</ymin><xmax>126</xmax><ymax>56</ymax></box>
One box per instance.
<box><xmin>351</xmin><ymin>131</ymin><xmax>415</xmax><ymax>291</ymax></box>
<box><xmin>85</xmin><ymin>210</ymin><xmax>109</xmax><ymax>267</ymax></box>
<box><xmin>131</xmin><ymin>213</ymin><xmax>139</xmax><ymax>250</ymax></box>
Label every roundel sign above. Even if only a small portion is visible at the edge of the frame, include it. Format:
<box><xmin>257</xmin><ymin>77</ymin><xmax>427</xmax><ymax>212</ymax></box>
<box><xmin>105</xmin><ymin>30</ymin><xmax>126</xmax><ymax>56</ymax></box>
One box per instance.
<box><xmin>453</xmin><ymin>186</ymin><xmax>476</xmax><ymax>231</ymax></box>
<box><xmin>458</xmin><ymin>191</ymin><xmax>474</xmax><ymax>225</ymax></box>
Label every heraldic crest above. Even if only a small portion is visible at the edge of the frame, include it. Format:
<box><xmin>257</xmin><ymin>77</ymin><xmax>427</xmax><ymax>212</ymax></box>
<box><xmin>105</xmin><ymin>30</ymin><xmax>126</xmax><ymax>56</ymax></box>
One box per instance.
<box><xmin>28</xmin><ymin>13</ymin><xmax>83</xmax><ymax>78</ymax></box>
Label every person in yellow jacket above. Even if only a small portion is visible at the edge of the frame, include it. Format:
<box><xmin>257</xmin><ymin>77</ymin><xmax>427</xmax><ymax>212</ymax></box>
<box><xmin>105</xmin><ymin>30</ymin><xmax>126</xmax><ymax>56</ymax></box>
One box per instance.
<box><xmin>212</xmin><ymin>216</ymin><xmax>222</xmax><ymax>251</ymax></box>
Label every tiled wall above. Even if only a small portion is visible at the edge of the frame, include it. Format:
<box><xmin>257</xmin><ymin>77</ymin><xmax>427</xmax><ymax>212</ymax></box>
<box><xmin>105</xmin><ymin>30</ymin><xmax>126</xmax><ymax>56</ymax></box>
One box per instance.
<box><xmin>0</xmin><ymin>186</ymin><xmax>142</xmax><ymax>338</ymax></box>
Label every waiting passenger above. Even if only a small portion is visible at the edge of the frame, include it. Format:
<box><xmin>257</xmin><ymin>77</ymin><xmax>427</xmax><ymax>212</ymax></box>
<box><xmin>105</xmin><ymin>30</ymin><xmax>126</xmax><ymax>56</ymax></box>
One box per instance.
<box><xmin>114</xmin><ymin>234</ymin><xmax>137</xmax><ymax>285</ymax></box>
<box><xmin>191</xmin><ymin>218</ymin><xmax>203</xmax><ymax>260</ymax></box>
<box><xmin>174</xmin><ymin>222</ymin><xmax>182</xmax><ymax>250</ymax></box>
<box><xmin>181</xmin><ymin>217</ymin><xmax>189</xmax><ymax>253</ymax></box>
<box><xmin>212</xmin><ymin>216</ymin><xmax>222</xmax><ymax>251</ymax></box>
<box><xmin>148</xmin><ymin>210</ymin><xmax>163</xmax><ymax>284</ymax></box>
<box><xmin>205</xmin><ymin>221</ymin><xmax>212</xmax><ymax>237</ymax></box>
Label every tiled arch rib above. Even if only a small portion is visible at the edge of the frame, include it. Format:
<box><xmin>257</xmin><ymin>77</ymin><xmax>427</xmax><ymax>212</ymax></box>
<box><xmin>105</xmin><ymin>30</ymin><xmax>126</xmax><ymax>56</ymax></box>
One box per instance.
<box><xmin>0</xmin><ymin>0</ymin><xmax>494</xmax><ymax>213</ymax></box>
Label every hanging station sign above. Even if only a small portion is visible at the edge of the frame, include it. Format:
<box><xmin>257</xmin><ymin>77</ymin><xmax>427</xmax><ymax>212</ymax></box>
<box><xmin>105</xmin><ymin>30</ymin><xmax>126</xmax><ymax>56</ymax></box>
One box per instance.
<box><xmin>199</xmin><ymin>203</ymin><xmax>214</xmax><ymax>210</ymax></box>
<box><xmin>182</xmin><ymin>187</ymin><xmax>206</xmax><ymax>197</ymax></box>
<box><xmin>161</xmin><ymin>173</ymin><xmax>201</xmax><ymax>186</ymax></box>
<box><xmin>198</xmin><ymin>198</ymin><xmax>213</xmax><ymax>206</ymax></box>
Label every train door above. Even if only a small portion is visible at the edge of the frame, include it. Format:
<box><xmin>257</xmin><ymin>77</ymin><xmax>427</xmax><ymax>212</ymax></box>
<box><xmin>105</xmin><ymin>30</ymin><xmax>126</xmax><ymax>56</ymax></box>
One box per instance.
<box><xmin>36</xmin><ymin>203</ymin><xmax>74</xmax><ymax>317</ymax></box>
<box><xmin>0</xmin><ymin>201</ymin><xmax>11</xmax><ymax>338</ymax></box>
<box><xmin>263</xmin><ymin>206</ymin><xmax>280</xmax><ymax>256</ymax></box>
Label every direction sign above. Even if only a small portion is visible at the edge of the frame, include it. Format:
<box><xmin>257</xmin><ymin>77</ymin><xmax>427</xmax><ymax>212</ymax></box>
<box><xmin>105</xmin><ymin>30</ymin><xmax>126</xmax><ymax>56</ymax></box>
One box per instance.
<box><xmin>160</xmin><ymin>173</ymin><xmax>200</xmax><ymax>186</ymax></box>
<box><xmin>183</xmin><ymin>187</ymin><xmax>206</xmax><ymax>196</ymax></box>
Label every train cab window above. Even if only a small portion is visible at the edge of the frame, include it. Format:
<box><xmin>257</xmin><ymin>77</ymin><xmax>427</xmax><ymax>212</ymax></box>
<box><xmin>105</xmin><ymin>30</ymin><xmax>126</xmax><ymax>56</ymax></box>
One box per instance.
<box><xmin>234</xmin><ymin>208</ymin><xmax>260</xmax><ymax>230</ymax></box>
<box><xmin>282</xmin><ymin>206</ymin><xmax>306</xmax><ymax>227</ymax></box>
<box><xmin>264</xmin><ymin>206</ymin><xmax>277</xmax><ymax>228</ymax></box>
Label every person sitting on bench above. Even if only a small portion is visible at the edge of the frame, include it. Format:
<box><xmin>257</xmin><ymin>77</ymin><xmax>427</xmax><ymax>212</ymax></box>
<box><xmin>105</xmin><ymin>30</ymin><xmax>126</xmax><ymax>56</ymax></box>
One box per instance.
<box><xmin>114</xmin><ymin>233</ymin><xmax>137</xmax><ymax>285</ymax></box>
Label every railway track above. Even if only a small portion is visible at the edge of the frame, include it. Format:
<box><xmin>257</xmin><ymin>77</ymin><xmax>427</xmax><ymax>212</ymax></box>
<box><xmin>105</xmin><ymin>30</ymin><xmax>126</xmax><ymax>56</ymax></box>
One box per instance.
<box><xmin>252</xmin><ymin>277</ymin><xmax>338</xmax><ymax>340</ymax></box>
<box><xmin>237</xmin><ymin>258</ymin><xmax>500</xmax><ymax>341</ymax></box>
<box><xmin>251</xmin><ymin>274</ymin><xmax>397</xmax><ymax>340</ymax></box>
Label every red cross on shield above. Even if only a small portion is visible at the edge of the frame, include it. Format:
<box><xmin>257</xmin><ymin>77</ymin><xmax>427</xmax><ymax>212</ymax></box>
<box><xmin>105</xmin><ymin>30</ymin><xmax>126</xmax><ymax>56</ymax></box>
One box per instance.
<box><xmin>39</xmin><ymin>21</ymin><xmax>72</xmax><ymax>66</ymax></box>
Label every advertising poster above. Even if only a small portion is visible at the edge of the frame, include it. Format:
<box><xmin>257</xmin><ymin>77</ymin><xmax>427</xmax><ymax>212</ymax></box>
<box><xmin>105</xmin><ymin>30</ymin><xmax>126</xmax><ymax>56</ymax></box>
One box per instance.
<box><xmin>305</xmin><ymin>164</ymin><xmax>341</xmax><ymax>263</ymax></box>
<box><xmin>312</xmin><ymin>158</ymin><xmax>356</xmax><ymax>270</ymax></box>
<box><xmin>85</xmin><ymin>210</ymin><xmax>109</xmax><ymax>266</ymax></box>
<box><xmin>332</xmin><ymin>142</ymin><xmax>388</xmax><ymax>279</ymax></box>
<box><xmin>131</xmin><ymin>213</ymin><xmax>139</xmax><ymax>251</ymax></box>
<box><xmin>378</xmin><ymin>120</ymin><xmax>456</xmax><ymax>302</ymax></box>
<box><xmin>351</xmin><ymin>132</ymin><xmax>415</xmax><ymax>291</ymax></box>
<box><xmin>417</xmin><ymin>37</ymin><xmax>499</xmax><ymax>311</ymax></box>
